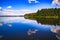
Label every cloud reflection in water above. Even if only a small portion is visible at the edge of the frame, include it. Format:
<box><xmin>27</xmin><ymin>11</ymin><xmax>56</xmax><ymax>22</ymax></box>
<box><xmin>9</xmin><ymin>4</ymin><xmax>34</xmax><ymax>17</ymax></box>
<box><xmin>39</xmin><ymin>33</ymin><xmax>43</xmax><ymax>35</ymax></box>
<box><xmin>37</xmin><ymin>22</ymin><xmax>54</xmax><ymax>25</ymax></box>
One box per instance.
<box><xmin>51</xmin><ymin>26</ymin><xmax>60</xmax><ymax>40</ymax></box>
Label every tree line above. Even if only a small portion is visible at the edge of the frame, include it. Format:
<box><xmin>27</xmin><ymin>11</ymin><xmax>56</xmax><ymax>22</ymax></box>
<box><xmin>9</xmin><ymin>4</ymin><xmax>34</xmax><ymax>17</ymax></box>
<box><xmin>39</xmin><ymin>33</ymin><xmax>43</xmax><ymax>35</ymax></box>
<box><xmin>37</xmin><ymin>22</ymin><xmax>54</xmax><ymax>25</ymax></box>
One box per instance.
<box><xmin>24</xmin><ymin>8</ymin><xmax>60</xmax><ymax>18</ymax></box>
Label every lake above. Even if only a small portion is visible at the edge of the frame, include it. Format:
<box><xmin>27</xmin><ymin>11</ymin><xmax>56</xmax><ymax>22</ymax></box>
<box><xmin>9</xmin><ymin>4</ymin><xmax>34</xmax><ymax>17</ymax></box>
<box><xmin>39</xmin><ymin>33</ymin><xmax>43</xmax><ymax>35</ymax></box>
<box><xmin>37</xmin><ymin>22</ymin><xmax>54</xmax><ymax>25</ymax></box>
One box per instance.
<box><xmin>0</xmin><ymin>17</ymin><xmax>60</xmax><ymax>40</ymax></box>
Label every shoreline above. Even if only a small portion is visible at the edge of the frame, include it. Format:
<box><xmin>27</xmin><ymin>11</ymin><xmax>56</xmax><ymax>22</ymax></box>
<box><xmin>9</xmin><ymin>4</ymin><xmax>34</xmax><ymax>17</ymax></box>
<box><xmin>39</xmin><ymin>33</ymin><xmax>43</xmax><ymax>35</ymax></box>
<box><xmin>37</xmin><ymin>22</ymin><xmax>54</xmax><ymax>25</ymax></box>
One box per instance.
<box><xmin>0</xmin><ymin>15</ymin><xmax>24</xmax><ymax>17</ymax></box>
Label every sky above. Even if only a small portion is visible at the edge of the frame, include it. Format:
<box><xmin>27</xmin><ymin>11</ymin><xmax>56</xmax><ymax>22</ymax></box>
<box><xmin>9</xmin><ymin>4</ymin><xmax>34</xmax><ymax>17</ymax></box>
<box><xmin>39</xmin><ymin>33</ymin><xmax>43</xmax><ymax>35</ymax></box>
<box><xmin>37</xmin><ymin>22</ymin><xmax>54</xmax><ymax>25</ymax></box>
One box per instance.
<box><xmin>0</xmin><ymin>0</ymin><xmax>60</xmax><ymax>15</ymax></box>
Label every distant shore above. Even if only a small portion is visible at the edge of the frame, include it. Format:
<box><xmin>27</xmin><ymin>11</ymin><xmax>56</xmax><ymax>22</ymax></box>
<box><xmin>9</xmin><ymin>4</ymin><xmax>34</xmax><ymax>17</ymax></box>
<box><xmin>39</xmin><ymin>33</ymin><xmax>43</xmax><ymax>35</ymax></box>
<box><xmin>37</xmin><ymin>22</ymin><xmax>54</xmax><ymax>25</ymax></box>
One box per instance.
<box><xmin>24</xmin><ymin>8</ymin><xmax>60</xmax><ymax>19</ymax></box>
<box><xmin>0</xmin><ymin>15</ymin><xmax>24</xmax><ymax>17</ymax></box>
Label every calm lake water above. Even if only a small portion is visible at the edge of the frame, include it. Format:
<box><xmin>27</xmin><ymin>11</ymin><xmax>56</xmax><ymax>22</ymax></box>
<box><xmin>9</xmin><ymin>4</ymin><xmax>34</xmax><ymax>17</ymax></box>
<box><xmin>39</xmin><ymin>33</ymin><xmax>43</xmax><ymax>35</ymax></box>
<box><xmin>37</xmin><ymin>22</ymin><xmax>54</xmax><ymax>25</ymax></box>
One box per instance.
<box><xmin>0</xmin><ymin>17</ymin><xmax>60</xmax><ymax>40</ymax></box>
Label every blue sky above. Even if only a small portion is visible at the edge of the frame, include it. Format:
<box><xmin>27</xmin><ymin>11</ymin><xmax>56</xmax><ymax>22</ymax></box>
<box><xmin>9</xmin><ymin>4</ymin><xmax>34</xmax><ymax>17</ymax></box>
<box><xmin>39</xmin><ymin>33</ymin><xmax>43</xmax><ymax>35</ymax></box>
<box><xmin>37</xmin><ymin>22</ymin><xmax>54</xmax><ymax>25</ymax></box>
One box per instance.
<box><xmin>0</xmin><ymin>0</ymin><xmax>54</xmax><ymax>10</ymax></box>
<box><xmin>0</xmin><ymin>0</ymin><xmax>60</xmax><ymax>15</ymax></box>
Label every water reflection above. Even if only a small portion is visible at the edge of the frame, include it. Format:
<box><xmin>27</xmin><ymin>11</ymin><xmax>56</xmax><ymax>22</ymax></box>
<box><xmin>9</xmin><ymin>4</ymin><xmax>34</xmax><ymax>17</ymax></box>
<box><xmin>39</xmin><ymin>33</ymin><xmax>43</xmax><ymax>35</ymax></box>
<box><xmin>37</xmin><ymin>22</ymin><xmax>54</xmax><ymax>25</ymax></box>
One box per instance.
<box><xmin>3</xmin><ymin>22</ymin><xmax>7</xmax><ymax>24</ymax></box>
<box><xmin>0</xmin><ymin>17</ymin><xmax>59</xmax><ymax>40</ymax></box>
<box><xmin>27</xmin><ymin>29</ymin><xmax>38</xmax><ymax>35</ymax></box>
<box><xmin>0</xmin><ymin>35</ymin><xmax>4</xmax><ymax>39</ymax></box>
<box><xmin>25</xmin><ymin>17</ymin><xmax>60</xmax><ymax>26</ymax></box>
<box><xmin>0</xmin><ymin>17</ymin><xmax>37</xmax><ymax>23</ymax></box>
<box><xmin>25</xmin><ymin>17</ymin><xmax>60</xmax><ymax>40</ymax></box>
<box><xmin>8</xmin><ymin>24</ymin><xmax>12</xmax><ymax>27</ymax></box>
<box><xmin>0</xmin><ymin>23</ymin><xmax>3</xmax><ymax>26</ymax></box>
<box><xmin>36</xmin><ymin>18</ymin><xmax>60</xmax><ymax>26</ymax></box>
<box><xmin>0</xmin><ymin>35</ymin><xmax>3</xmax><ymax>38</ymax></box>
<box><xmin>51</xmin><ymin>26</ymin><xmax>60</xmax><ymax>40</ymax></box>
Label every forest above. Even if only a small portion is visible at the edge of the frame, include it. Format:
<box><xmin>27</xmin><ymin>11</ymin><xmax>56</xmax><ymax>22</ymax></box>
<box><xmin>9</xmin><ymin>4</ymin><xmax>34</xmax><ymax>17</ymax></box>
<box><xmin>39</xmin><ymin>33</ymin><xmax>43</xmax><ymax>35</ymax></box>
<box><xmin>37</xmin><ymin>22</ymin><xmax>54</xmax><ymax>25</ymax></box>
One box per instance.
<box><xmin>24</xmin><ymin>8</ymin><xmax>60</xmax><ymax>18</ymax></box>
<box><xmin>24</xmin><ymin>8</ymin><xmax>60</xmax><ymax>26</ymax></box>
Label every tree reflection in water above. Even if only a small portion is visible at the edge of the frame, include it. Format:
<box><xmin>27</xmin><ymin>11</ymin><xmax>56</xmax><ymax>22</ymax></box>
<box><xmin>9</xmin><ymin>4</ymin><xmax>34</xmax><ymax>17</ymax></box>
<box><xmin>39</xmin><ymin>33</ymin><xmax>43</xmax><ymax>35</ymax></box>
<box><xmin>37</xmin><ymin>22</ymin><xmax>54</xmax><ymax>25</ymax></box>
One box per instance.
<box><xmin>24</xmin><ymin>17</ymin><xmax>60</xmax><ymax>40</ymax></box>
<box><xmin>25</xmin><ymin>17</ymin><xmax>60</xmax><ymax>26</ymax></box>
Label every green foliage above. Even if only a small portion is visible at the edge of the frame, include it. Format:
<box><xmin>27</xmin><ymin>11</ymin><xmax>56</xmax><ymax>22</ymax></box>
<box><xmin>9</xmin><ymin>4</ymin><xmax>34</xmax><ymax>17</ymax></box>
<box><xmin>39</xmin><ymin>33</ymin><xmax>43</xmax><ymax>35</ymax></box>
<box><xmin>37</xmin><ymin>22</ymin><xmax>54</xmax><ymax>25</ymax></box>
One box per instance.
<box><xmin>24</xmin><ymin>8</ymin><xmax>60</xmax><ymax>18</ymax></box>
<box><xmin>24</xmin><ymin>8</ymin><xmax>60</xmax><ymax>26</ymax></box>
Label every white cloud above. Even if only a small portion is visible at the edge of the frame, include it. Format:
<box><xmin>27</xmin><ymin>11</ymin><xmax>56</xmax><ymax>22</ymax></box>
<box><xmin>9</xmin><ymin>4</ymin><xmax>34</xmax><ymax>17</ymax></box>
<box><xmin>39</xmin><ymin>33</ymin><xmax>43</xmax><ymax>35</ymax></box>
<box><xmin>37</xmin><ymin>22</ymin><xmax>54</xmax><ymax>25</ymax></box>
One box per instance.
<box><xmin>0</xmin><ymin>7</ymin><xmax>2</xmax><ymax>10</ymax></box>
<box><xmin>7</xmin><ymin>6</ymin><xmax>12</xmax><ymax>9</ymax></box>
<box><xmin>52</xmin><ymin>0</ymin><xmax>60</xmax><ymax>6</ymax></box>
<box><xmin>0</xmin><ymin>9</ymin><xmax>36</xmax><ymax>15</ymax></box>
<box><xmin>28</xmin><ymin>0</ymin><xmax>39</xmax><ymax>3</ymax></box>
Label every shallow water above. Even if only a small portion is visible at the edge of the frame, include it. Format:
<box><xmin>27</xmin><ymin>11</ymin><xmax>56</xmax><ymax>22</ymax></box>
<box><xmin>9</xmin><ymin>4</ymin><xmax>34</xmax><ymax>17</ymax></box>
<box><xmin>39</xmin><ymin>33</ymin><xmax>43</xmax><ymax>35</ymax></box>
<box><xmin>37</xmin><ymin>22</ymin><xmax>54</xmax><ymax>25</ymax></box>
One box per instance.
<box><xmin>0</xmin><ymin>17</ymin><xmax>59</xmax><ymax>40</ymax></box>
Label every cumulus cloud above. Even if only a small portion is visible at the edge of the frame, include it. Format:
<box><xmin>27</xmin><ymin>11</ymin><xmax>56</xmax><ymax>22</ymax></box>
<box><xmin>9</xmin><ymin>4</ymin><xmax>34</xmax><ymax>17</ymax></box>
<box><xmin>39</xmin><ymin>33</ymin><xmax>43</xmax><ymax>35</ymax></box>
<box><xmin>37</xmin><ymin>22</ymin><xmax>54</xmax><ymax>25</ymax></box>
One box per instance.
<box><xmin>28</xmin><ymin>0</ymin><xmax>39</xmax><ymax>3</ymax></box>
<box><xmin>7</xmin><ymin>6</ymin><xmax>12</xmax><ymax>9</ymax></box>
<box><xmin>52</xmin><ymin>0</ymin><xmax>60</xmax><ymax>6</ymax></box>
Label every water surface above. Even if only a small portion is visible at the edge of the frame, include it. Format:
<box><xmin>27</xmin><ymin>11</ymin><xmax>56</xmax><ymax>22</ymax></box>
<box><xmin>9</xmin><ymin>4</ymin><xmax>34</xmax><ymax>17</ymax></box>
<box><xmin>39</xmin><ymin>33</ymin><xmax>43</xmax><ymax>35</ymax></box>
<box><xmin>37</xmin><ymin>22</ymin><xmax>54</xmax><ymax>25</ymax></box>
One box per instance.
<box><xmin>0</xmin><ymin>17</ymin><xmax>59</xmax><ymax>40</ymax></box>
